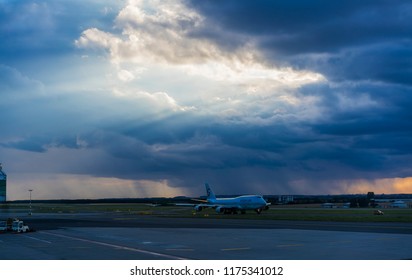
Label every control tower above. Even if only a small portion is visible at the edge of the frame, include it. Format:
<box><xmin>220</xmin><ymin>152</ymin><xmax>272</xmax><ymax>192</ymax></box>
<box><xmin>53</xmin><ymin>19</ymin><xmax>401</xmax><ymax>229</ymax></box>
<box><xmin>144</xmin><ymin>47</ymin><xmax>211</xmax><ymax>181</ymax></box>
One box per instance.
<box><xmin>0</xmin><ymin>163</ymin><xmax>6</xmax><ymax>203</ymax></box>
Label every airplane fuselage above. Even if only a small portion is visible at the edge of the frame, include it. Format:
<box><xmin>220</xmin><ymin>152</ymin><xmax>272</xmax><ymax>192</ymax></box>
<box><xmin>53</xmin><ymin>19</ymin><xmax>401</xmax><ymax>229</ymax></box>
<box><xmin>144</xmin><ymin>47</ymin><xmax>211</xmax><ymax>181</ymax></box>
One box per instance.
<box><xmin>208</xmin><ymin>195</ymin><xmax>268</xmax><ymax>210</ymax></box>
<box><xmin>193</xmin><ymin>183</ymin><xmax>271</xmax><ymax>214</ymax></box>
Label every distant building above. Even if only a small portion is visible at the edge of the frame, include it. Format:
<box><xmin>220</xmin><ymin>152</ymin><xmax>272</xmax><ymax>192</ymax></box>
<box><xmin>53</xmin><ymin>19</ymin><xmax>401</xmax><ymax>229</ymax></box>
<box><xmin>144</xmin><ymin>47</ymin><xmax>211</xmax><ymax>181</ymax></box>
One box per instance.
<box><xmin>321</xmin><ymin>203</ymin><xmax>335</xmax><ymax>208</ymax></box>
<box><xmin>0</xmin><ymin>163</ymin><xmax>6</xmax><ymax>203</ymax></box>
<box><xmin>390</xmin><ymin>201</ymin><xmax>407</xmax><ymax>208</ymax></box>
<box><xmin>278</xmin><ymin>195</ymin><xmax>294</xmax><ymax>204</ymax></box>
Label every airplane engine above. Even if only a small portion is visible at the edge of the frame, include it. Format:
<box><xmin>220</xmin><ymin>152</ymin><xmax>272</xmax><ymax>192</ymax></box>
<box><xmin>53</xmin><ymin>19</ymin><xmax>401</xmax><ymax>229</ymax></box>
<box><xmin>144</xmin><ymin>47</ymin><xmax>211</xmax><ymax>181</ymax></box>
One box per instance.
<box><xmin>264</xmin><ymin>205</ymin><xmax>269</xmax><ymax>210</ymax></box>
<box><xmin>215</xmin><ymin>206</ymin><xmax>224</xmax><ymax>213</ymax></box>
<box><xmin>194</xmin><ymin>205</ymin><xmax>203</xmax><ymax>212</ymax></box>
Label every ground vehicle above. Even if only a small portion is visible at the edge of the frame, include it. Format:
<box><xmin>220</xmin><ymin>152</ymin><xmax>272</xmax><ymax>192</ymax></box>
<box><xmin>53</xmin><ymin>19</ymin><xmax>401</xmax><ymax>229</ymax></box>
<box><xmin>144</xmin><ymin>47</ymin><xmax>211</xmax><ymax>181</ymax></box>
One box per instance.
<box><xmin>12</xmin><ymin>220</ymin><xmax>30</xmax><ymax>233</ymax></box>
<box><xmin>374</xmin><ymin>210</ymin><xmax>384</xmax><ymax>215</ymax></box>
<box><xmin>0</xmin><ymin>221</ymin><xmax>7</xmax><ymax>232</ymax></box>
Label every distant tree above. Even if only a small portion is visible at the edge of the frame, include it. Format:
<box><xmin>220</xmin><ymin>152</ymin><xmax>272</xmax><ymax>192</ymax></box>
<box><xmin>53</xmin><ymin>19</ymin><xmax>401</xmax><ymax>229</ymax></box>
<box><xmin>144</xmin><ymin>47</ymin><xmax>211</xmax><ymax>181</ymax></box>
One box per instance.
<box><xmin>350</xmin><ymin>200</ymin><xmax>358</xmax><ymax>208</ymax></box>
<box><xmin>358</xmin><ymin>198</ymin><xmax>369</xmax><ymax>208</ymax></box>
<box><xmin>367</xmin><ymin>192</ymin><xmax>376</xmax><ymax>207</ymax></box>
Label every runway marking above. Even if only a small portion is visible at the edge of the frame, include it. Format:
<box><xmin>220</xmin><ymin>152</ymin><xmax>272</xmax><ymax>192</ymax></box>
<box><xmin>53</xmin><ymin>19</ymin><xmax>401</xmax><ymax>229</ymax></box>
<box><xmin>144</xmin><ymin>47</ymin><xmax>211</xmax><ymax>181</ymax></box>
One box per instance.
<box><xmin>277</xmin><ymin>244</ymin><xmax>304</xmax><ymax>248</ymax></box>
<box><xmin>41</xmin><ymin>231</ymin><xmax>188</xmax><ymax>260</ymax></box>
<box><xmin>166</xmin><ymin>248</ymin><xmax>195</xmax><ymax>251</ymax></box>
<box><xmin>328</xmin><ymin>240</ymin><xmax>353</xmax><ymax>245</ymax></box>
<box><xmin>221</xmin><ymin>247</ymin><xmax>250</xmax><ymax>251</ymax></box>
<box><xmin>21</xmin><ymin>235</ymin><xmax>52</xmax><ymax>244</ymax></box>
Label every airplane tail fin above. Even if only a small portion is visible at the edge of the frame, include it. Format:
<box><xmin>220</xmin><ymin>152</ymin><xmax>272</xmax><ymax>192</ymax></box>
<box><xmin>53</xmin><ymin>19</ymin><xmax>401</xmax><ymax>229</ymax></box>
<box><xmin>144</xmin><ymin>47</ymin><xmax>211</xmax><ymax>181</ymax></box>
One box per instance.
<box><xmin>205</xmin><ymin>183</ymin><xmax>216</xmax><ymax>201</ymax></box>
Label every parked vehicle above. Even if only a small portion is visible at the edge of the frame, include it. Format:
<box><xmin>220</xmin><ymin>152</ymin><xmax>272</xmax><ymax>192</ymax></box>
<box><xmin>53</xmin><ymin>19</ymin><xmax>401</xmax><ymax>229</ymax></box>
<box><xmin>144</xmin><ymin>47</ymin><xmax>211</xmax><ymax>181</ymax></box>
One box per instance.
<box><xmin>374</xmin><ymin>210</ymin><xmax>384</xmax><ymax>215</ymax></box>
<box><xmin>12</xmin><ymin>220</ymin><xmax>31</xmax><ymax>233</ymax></box>
<box><xmin>0</xmin><ymin>221</ymin><xmax>7</xmax><ymax>232</ymax></box>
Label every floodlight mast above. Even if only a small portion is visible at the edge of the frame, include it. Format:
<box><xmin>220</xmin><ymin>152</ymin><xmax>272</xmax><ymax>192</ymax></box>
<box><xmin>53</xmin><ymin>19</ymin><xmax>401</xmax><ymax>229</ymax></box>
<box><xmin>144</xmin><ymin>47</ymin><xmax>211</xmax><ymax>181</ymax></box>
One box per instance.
<box><xmin>28</xmin><ymin>189</ymin><xmax>33</xmax><ymax>216</ymax></box>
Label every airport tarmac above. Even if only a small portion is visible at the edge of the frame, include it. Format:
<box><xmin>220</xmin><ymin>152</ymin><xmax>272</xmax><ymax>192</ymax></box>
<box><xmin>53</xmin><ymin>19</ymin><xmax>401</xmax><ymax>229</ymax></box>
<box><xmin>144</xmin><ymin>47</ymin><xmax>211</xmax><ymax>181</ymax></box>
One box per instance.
<box><xmin>1</xmin><ymin>212</ymin><xmax>412</xmax><ymax>260</ymax></box>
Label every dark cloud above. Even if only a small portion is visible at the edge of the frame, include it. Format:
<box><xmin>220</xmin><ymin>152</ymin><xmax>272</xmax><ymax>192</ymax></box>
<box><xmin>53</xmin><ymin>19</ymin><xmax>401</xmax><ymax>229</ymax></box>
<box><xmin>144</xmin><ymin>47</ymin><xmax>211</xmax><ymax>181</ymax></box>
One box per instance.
<box><xmin>187</xmin><ymin>0</ymin><xmax>412</xmax><ymax>86</ymax></box>
<box><xmin>291</xmin><ymin>42</ymin><xmax>412</xmax><ymax>86</ymax></box>
<box><xmin>3</xmin><ymin>78</ymin><xmax>412</xmax><ymax>195</ymax></box>
<box><xmin>0</xmin><ymin>1</ymin><xmax>120</xmax><ymax>62</ymax></box>
<box><xmin>63</xmin><ymin>97</ymin><xmax>407</xmax><ymax>191</ymax></box>
<box><xmin>187</xmin><ymin>0</ymin><xmax>410</xmax><ymax>52</ymax></box>
<box><xmin>300</xmin><ymin>82</ymin><xmax>412</xmax><ymax>135</ymax></box>
<box><xmin>295</xmin><ymin>81</ymin><xmax>412</xmax><ymax>181</ymax></box>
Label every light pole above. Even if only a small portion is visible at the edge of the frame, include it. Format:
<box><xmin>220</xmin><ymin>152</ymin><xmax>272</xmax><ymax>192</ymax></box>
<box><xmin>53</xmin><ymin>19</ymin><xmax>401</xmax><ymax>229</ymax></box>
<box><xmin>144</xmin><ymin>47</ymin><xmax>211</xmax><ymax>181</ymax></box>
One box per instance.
<box><xmin>28</xmin><ymin>189</ymin><xmax>33</xmax><ymax>216</ymax></box>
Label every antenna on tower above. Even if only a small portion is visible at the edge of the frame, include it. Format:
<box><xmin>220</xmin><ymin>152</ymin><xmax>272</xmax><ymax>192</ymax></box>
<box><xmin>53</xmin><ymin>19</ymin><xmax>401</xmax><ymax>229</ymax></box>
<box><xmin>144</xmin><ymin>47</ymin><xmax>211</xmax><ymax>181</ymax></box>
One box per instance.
<box><xmin>0</xmin><ymin>163</ymin><xmax>5</xmax><ymax>203</ymax></box>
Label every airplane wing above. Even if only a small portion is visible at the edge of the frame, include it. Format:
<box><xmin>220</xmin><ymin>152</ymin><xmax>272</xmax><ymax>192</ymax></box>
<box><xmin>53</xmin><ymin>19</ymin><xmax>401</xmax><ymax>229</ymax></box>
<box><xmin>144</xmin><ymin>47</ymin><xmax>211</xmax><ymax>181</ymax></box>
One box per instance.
<box><xmin>175</xmin><ymin>203</ymin><xmax>214</xmax><ymax>208</ymax></box>
<box><xmin>191</xmin><ymin>198</ymin><xmax>208</xmax><ymax>203</ymax></box>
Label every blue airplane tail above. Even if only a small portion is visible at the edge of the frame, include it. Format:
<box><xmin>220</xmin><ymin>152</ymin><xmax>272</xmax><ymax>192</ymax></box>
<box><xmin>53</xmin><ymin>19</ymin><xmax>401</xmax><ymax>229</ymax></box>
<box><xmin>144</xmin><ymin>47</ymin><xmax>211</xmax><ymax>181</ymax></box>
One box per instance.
<box><xmin>205</xmin><ymin>183</ymin><xmax>216</xmax><ymax>201</ymax></box>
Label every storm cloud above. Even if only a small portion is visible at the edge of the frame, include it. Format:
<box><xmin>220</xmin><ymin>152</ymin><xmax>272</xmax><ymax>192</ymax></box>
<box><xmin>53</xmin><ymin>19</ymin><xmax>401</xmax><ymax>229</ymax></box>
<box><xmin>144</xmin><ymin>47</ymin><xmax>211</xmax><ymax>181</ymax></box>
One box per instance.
<box><xmin>1</xmin><ymin>0</ymin><xmax>412</xmax><ymax>199</ymax></box>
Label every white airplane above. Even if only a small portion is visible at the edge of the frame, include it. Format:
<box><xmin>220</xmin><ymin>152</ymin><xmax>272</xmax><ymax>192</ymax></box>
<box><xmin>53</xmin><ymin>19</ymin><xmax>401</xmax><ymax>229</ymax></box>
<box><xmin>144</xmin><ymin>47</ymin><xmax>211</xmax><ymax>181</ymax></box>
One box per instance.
<box><xmin>192</xmin><ymin>183</ymin><xmax>271</xmax><ymax>214</ymax></box>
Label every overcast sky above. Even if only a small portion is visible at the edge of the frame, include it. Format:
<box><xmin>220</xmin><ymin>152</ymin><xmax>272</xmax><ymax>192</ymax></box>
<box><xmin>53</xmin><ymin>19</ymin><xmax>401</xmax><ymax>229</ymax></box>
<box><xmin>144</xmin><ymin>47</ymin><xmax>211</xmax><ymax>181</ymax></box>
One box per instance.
<box><xmin>1</xmin><ymin>0</ymin><xmax>412</xmax><ymax>200</ymax></box>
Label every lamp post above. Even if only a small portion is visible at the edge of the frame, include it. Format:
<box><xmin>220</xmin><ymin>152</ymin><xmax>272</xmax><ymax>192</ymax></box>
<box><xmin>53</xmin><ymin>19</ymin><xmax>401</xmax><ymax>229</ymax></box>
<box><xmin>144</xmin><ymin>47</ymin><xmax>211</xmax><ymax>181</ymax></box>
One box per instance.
<box><xmin>28</xmin><ymin>189</ymin><xmax>33</xmax><ymax>216</ymax></box>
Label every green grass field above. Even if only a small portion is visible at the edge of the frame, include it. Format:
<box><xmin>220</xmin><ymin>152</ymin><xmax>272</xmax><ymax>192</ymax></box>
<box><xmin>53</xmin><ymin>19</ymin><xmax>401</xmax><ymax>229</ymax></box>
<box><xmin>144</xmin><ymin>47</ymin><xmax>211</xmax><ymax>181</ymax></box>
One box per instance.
<box><xmin>1</xmin><ymin>203</ymin><xmax>411</xmax><ymax>223</ymax></box>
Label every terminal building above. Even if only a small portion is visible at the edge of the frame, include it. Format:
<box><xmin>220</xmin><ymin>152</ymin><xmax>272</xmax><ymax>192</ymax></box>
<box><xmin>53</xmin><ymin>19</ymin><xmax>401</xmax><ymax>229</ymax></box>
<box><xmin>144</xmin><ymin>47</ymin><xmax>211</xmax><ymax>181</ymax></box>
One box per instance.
<box><xmin>0</xmin><ymin>163</ymin><xmax>6</xmax><ymax>203</ymax></box>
